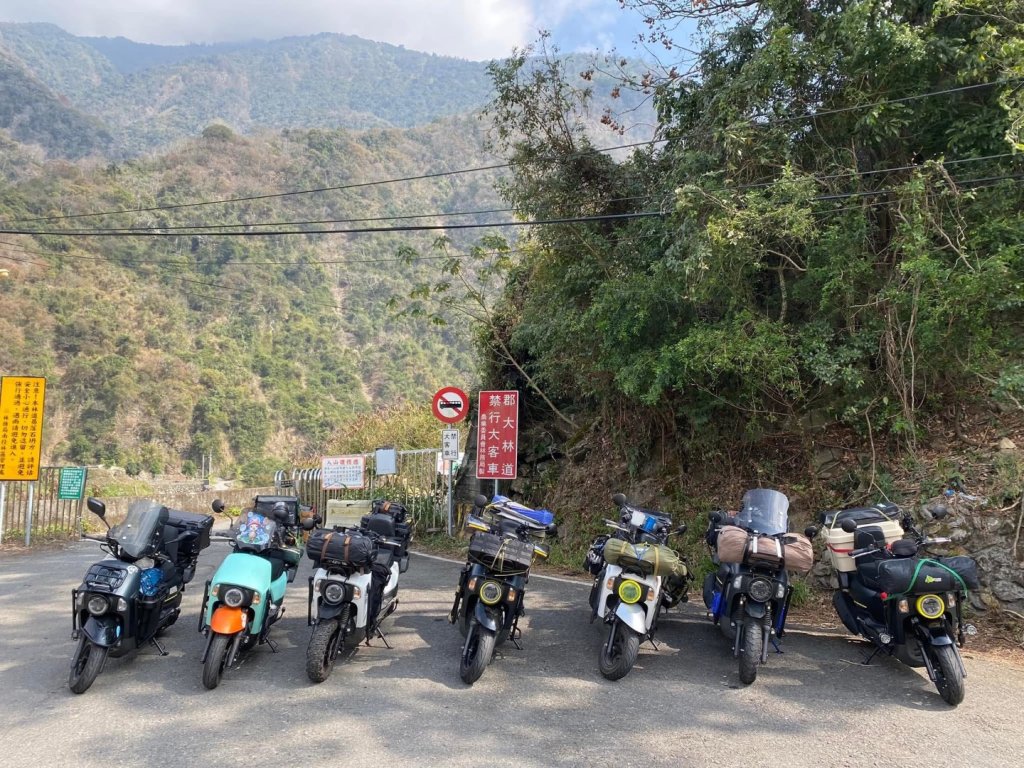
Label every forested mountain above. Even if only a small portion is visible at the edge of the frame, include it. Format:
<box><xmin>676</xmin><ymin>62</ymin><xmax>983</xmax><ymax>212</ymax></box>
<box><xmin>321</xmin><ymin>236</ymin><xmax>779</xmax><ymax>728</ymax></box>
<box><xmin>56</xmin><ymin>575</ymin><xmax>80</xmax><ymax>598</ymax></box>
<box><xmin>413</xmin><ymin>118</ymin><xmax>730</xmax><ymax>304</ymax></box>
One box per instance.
<box><xmin>0</xmin><ymin>52</ymin><xmax>112</xmax><ymax>158</ymax></box>
<box><xmin>0</xmin><ymin>23</ymin><xmax>652</xmax><ymax>158</ymax></box>
<box><xmin>0</xmin><ymin>116</ymin><xmax>504</xmax><ymax>478</ymax></box>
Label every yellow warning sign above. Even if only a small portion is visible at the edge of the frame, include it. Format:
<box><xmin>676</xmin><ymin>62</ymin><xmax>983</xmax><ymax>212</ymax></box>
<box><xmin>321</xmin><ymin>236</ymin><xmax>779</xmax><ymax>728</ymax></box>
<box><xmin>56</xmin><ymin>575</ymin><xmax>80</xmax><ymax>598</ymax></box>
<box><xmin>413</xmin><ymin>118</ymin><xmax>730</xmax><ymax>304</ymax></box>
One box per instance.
<box><xmin>0</xmin><ymin>376</ymin><xmax>46</xmax><ymax>481</ymax></box>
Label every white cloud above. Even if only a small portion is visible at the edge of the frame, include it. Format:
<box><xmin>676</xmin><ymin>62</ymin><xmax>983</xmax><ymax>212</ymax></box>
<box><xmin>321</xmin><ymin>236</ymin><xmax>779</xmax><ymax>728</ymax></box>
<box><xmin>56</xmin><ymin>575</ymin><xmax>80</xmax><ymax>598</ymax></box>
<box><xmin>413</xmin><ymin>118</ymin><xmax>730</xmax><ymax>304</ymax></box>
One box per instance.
<box><xmin>0</xmin><ymin>0</ymin><xmax>542</xmax><ymax>60</ymax></box>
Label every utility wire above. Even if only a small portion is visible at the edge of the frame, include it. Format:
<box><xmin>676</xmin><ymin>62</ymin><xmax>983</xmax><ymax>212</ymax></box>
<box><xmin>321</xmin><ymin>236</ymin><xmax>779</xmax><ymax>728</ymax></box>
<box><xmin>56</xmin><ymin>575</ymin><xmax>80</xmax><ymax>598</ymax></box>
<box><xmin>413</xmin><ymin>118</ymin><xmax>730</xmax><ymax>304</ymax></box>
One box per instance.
<box><xmin>17</xmin><ymin>194</ymin><xmax>651</xmax><ymax>234</ymax></box>
<box><xmin>1</xmin><ymin>139</ymin><xmax>665</xmax><ymax>226</ymax></box>
<box><xmin>761</xmin><ymin>79</ymin><xmax>1019</xmax><ymax>124</ymax></box>
<box><xmin>0</xmin><ymin>211</ymin><xmax>665</xmax><ymax>238</ymax></box>
<box><xmin>12</xmin><ymin>153</ymin><xmax>1014</xmax><ymax>237</ymax></box>
<box><xmin>8</xmin><ymin>78</ymin><xmax>1016</xmax><ymax>228</ymax></box>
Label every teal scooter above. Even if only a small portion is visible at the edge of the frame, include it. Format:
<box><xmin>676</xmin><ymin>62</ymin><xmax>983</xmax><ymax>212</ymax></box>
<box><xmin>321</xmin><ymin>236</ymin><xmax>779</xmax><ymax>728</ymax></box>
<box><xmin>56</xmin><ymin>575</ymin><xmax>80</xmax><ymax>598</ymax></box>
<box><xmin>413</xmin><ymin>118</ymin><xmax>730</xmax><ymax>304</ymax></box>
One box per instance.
<box><xmin>199</xmin><ymin>498</ymin><xmax>313</xmax><ymax>689</ymax></box>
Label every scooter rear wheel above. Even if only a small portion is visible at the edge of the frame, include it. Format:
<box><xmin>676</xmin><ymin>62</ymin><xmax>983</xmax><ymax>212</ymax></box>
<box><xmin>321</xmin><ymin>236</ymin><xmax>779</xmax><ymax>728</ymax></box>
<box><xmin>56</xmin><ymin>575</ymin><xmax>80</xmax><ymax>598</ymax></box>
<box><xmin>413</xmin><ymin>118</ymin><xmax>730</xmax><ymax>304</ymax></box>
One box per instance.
<box><xmin>459</xmin><ymin>623</ymin><xmax>496</xmax><ymax>685</ymax></box>
<box><xmin>202</xmin><ymin>632</ymin><xmax>231</xmax><ymax>690</ymax></box>
<box><xmin>68</xmin><ymin>638</ymin><xmax>107</xmax><ymax>694</ymax></box>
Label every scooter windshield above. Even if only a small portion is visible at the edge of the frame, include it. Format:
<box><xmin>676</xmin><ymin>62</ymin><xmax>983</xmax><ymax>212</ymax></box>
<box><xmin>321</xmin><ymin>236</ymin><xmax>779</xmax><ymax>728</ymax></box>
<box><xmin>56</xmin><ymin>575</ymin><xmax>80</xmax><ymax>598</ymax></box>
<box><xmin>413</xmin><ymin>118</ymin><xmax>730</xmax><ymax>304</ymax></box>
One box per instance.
<box><xmin>735</xmin><ymin>489</ymin><xmax>790</xmax><ymax>535</ymax></box>
<box><xmin>235</xmin><ymin>512</ymin><xmax>277</xmax><ymax>552</ymax></box>
<box><xmin>108</xmin><ymin>500</ymin><xmax>168</xmax><ymax>559</ymax></box>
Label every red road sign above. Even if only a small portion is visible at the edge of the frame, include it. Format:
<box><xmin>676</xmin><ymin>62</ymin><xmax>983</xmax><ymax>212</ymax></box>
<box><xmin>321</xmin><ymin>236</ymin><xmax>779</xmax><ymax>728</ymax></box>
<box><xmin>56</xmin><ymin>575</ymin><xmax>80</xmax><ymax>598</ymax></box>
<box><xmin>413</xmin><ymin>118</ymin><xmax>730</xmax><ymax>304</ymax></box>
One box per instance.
<box><xmin>432</xmin><ymin>386</ymin><xmax>469</xmax><ymax>424</ymax></box>
<box><xmin>476</xmin><ymin>390</ymin><xmax>518</xmax><ymax>480</ymax></box>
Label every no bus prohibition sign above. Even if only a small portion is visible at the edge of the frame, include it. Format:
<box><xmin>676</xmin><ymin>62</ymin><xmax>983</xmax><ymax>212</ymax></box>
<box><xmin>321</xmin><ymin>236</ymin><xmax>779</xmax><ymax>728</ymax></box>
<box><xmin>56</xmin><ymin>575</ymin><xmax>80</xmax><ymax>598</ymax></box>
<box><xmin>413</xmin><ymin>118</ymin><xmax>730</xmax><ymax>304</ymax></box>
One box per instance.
<box><xmin>432</xmin><ymin>386</ymin><xmax>469</xmax><ymax>424</ymax></box>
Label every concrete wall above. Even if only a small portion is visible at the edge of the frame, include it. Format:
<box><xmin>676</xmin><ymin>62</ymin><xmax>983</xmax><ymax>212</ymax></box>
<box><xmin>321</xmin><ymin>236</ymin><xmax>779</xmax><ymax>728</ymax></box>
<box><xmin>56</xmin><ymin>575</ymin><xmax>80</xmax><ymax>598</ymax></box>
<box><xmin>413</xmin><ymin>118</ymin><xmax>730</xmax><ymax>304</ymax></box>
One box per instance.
<box><xmin>95</xmin><ymin>487</ymin><xmax>276</xmax><ymax>522</ymax></box>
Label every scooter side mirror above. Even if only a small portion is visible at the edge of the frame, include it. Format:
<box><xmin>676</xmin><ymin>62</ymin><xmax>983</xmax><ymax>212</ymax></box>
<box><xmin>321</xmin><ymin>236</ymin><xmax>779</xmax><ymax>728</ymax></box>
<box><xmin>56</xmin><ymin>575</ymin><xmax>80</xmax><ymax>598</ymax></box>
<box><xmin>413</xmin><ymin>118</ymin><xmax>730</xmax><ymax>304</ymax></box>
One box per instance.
<box><xmin>545</xmin><ymin>524</ymin><xmax>559</xmax><ymax>538</ymax></box>
<box><xmin>212</xmin><ymin>499</ymin><xmax>226</xmax><ymax>514</ymax></box>
<box><xmin>672</xmin><ymin>524</ymin><xmax>687</xmax><ymax>536</ymax></box>
<box><xmin>929</xmin><ymin>503</ymin><xmax>949</xmax><ymax>520</ymax></box>
<box><xmin>86</xmin><ymin>497</ymin><xmax>110</xmax><ymax>530</ymax></box>
<box><xmin>709</xmin><ymin>511</ymin><xmax>723</xmax><ymax>524</ymax></box>
<box><xmin>611</xmin><ymin>493</ymin><xmax>627</xmax><ymax>507</ymax></box>
<box><xmin>474</xmin><ymin>494</ymin><xmax>489</xmax><ymax>508</ymax></box>
<box><xmin>301</xmin><ymin>517</ymin><xmax>317</xmax><ymax>531</ymax></box>
<box><xmin>804</xmin><ymin>525</ymin><xmax>820</xmax><ymax>539</ymax></box>
<box><xmin>86</xmin><ymin>497</ymin><xmax>106</xmax><ymax>519</ymax></box>
<box><xmin>840</xmin><ymin>518</ymin><xmax>858</xmax><ymax>534</ymax></box>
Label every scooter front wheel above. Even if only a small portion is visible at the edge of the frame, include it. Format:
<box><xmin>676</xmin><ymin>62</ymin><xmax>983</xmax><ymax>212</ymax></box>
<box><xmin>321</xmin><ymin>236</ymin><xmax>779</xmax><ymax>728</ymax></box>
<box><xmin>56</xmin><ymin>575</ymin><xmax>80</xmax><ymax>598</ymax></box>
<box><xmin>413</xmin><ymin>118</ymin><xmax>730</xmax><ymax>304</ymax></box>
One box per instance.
<box><xmin>306</xmin><ymin>618</ymin><xmax>343</xmax><ymax>683</ymax></box>
<box><xmin>68</xmin><ymin>637</ymin><xmax>107</xmax><ymax>694</ymax></box>
<box><xmin>202</xmin><ymin>632</ymin><xmax>231</xmax><ymax>690</ymax></box>
<box><xmin>598</xmin><ymin>620</ymin><xmax>640</xmax><ymax>681</ymax></box>
<box><xmin>459</xmin><ymin>623</ymin><xmax>496</xmax><ymax>685</ymax></box>
<box><xmin>932</xmin><ymin>644</ymin><xmax>966</xmax><ymax>706</ymax></box>
<box><xmin>738</xmin><ymin>622</ymin><xmax>762</xmax><ymax>685</ymax></box>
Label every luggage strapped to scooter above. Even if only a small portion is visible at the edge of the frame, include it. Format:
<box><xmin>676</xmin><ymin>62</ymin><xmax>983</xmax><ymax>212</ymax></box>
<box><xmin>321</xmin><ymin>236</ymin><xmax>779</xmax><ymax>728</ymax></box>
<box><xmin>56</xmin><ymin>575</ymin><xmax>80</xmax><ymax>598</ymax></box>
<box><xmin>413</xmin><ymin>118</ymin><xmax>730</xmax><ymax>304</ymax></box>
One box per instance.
<box><xmin>306</xmin><ymin>528</ymin><xmax>377</xmax><ymax>570</ymax></box>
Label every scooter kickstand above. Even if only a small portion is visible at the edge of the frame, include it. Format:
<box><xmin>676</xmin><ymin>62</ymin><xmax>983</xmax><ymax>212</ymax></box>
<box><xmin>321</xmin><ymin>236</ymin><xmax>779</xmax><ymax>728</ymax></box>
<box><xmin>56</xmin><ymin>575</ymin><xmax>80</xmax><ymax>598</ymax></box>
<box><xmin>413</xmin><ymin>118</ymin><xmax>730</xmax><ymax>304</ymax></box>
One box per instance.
<box><xmin>509</xmin><ymin>626</ymin><xmax>523</xmax><ymax>651</ymax></box>
<box><xmin>369</xmin><ymin>626</ymin><xmax>393</xmax><ymax>649</ymax></box>
<box><xmin>647</xmin><ymin>637</ymin><xmax>660</xmax><ymax>651</ymax></box>
<box><xmin>150</xmin><ymin>636</ymin><xmax>169</xmax><ymax>657</ymax></box>
<box><xmin>861</xmin><ymin>646</ymin><xmax>880</xmax><ymax>666</ymax></box>
<box><xmin>770</xmin><ymin>637</ymin><xmax>784</xmax><ymax>654</ymax></box>
<box><xmin>266</xmin><ymin>637</ymin><xmax>279</xmax><ymax>654</ymax></box>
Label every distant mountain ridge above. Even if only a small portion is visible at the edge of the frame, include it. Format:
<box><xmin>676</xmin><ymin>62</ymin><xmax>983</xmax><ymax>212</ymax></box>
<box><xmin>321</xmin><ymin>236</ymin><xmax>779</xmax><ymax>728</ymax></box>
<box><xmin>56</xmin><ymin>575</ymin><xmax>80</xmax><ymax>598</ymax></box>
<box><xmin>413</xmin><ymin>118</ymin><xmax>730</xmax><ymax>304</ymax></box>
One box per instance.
<box><xmin>0</xmin><ymin>22</ymin><xmax>653</xmax><ymax>160</ymax></box>
<box><xmin>0</xmin><ymin>22</ymin><xmax>497</xmax><ymax>156</ymax></box>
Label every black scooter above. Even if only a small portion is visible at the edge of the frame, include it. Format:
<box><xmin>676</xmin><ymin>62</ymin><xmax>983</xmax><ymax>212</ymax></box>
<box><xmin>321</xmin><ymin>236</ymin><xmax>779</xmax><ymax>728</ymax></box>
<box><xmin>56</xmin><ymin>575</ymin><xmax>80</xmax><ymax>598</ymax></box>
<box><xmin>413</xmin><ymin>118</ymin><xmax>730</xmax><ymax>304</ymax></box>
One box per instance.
<box><xmin>449</xmin><ymin>494</ymin><xmax>555</xmax><ymax>685</ymax></box>
<box><xmin>808</xmin><ymin>503</ymin><xmax>979</xmax><ymax>706</ymax></box>
<box><xmin>70</xmin><ymin>497</ymin><xmax>213</xmax><ymax>693</ymax></box>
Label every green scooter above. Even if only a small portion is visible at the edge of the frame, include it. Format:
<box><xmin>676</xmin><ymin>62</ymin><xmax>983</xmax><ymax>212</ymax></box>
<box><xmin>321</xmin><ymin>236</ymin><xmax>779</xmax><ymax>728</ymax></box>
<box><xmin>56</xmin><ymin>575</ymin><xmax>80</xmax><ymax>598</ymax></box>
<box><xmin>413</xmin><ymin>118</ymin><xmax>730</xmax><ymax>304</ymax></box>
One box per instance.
<box><xmin>198</xmin><ymin>498</ymin><xmax>313</xmax><ymax>689</ymax></box>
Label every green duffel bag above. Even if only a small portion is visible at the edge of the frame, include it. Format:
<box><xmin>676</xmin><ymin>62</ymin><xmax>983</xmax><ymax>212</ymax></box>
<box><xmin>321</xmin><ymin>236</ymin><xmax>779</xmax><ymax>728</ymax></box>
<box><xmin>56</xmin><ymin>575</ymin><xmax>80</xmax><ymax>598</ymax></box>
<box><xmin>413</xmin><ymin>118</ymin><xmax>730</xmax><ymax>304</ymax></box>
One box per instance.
<box><xmin>603</xmin><ymin>538</ymin><xmax>688</xmax><ymax>579</ymax></box>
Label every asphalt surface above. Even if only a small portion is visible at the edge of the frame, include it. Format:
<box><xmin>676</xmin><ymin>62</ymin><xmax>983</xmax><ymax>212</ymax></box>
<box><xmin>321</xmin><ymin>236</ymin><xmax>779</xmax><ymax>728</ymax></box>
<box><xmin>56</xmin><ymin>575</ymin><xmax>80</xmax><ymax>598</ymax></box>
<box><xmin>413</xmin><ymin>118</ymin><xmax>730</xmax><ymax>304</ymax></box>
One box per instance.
<box><xmin>1</xmin><ymin>542</ymin><xmax>1022</xmax><ymax>768</ymax></box>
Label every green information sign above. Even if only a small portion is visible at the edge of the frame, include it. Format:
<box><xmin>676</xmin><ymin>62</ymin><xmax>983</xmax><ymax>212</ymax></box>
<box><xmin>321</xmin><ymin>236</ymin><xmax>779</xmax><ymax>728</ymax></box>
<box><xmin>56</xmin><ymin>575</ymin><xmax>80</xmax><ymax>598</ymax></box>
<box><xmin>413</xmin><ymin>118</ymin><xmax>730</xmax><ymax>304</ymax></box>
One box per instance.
<box><xmin>58</xmin><ymin>467</ymin><xmax>87</xmax><ymax>500</ymax></box>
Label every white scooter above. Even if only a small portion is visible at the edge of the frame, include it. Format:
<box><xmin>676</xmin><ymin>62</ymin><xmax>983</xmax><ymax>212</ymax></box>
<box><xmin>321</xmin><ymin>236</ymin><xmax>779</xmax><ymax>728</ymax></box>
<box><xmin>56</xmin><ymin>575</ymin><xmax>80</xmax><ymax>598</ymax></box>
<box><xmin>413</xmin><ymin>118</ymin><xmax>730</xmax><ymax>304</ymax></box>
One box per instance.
<box><xmin>304</xmin><ymin>509</ymin><xmax>409</xmax><ymax>682</ymax></box>
<box><xmin>589</xmin><ymin>493</ymin><xmax>687</xmax><ymax>680</ymax></box>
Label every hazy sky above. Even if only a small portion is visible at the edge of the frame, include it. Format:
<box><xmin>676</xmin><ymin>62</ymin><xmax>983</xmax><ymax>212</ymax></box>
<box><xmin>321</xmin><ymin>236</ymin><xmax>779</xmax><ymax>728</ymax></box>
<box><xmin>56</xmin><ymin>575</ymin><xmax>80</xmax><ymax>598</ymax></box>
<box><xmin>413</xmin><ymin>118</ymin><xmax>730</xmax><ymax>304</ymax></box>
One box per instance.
<box><xmin>0</xmin><ymin>0</ymin><xmax>657</xmax><ymax>60</ymax></box>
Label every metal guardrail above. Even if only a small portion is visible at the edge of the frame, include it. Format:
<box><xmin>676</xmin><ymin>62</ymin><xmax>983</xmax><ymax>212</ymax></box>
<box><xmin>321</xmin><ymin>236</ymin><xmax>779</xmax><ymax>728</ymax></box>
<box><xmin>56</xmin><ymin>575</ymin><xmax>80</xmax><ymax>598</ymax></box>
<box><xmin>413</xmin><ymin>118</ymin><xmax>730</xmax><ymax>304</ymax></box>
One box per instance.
<box><xmin>278</xmin><ymin>448</ymin><xmax>452</xmax><ymax>534</ymax></box>
<box><xmin>0</xmin><ymin>466</ymin><xmax>85</xmax><ymax>545</ymax></box>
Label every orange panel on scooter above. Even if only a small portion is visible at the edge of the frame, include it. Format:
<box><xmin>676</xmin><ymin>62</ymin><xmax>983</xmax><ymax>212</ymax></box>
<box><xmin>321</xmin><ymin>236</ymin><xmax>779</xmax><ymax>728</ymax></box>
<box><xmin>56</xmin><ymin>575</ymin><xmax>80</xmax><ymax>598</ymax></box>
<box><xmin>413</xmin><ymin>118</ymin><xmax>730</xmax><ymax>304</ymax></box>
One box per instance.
<box><xmin>210</xmin><ymin>606</ymin><xmax>246</xmax><ymax>634</ymax></box>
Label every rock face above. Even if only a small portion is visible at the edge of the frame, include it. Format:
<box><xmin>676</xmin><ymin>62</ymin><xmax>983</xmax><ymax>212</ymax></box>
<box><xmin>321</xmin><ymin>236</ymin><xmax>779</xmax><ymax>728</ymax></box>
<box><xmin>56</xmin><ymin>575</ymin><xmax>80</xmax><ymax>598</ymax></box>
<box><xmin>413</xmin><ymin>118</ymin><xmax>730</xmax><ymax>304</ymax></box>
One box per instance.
<box><xmin>944</xmin><ymin>493</ymin><xmax>1024</xmax><ymax>612</ymax></box>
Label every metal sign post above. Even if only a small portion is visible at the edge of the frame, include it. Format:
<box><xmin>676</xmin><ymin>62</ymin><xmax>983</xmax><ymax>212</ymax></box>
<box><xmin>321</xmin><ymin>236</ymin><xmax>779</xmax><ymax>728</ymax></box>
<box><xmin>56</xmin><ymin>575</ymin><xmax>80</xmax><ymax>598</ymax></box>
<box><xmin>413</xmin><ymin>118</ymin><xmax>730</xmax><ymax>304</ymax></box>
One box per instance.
<box><xmin>442</xmin><ymin>429</ymin><xmax>460</xmax><ymax>536</ymax></box>
<box><xmin>25</xmin><ymin>481</ymin><xmax>34</xmax><ymax>547</ymax></box>
<box><xmin>0</xmin><ymin>481</ymin><xmax>6</xmax><ymax>544</ymax></box>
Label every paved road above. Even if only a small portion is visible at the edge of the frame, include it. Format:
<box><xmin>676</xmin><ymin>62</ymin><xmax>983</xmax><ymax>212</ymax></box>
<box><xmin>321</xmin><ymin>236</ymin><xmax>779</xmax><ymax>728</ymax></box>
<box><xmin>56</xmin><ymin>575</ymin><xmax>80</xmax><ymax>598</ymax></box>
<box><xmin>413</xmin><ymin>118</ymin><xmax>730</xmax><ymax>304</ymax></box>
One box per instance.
<box><xmin>1</xmin><ymin>543</ymin><xmax>1021</xmax><ymax>768</ymax></box>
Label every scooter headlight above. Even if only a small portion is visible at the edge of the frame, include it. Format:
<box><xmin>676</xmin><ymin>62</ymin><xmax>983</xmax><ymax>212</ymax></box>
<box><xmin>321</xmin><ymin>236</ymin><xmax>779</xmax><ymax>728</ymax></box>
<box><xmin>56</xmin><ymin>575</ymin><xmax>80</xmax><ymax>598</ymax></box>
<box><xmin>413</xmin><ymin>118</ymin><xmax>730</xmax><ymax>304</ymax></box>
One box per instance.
<box><xmin>87</xmin><ymin>595</ymin><xmax>108</xmax><ymax>616</ymax></box>
<box><xmin>223</xmin><ymin>587</ymin><xmax>245</xmax><ymax>608</ymax></box>
<box><xmin>324</xmin><ymin>582</ymin><xmax>346</xmax><ymax>604</ymax></box>
<box><xmin>479</xmin><ymin>580</ymin><xmax>503</xmax><ymax>606</ymax></box>
<box><xmin>617</xmin><ymin>579</ymin><xmax>643</xmax><ymax>605</ymax></box>
<box><xmin>916</xmin><ymin>594</ymin><xmax>945</xmax><ymax>620</ymax></box>
<box><xmin>748</xmin><ymin>578</ymin><xmax>773</xmax><ymax>603</ymax></box>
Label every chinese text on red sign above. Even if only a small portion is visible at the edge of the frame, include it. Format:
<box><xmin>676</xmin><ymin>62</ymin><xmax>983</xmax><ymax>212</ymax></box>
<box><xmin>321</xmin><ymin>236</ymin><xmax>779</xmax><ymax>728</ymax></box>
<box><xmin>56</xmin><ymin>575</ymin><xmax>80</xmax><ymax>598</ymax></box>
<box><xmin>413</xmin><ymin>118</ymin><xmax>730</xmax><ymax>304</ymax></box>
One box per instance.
<box><xmin>476</xmin><ymin>390</ymin><xmax>518</xmax><ymax>480</ymax></box>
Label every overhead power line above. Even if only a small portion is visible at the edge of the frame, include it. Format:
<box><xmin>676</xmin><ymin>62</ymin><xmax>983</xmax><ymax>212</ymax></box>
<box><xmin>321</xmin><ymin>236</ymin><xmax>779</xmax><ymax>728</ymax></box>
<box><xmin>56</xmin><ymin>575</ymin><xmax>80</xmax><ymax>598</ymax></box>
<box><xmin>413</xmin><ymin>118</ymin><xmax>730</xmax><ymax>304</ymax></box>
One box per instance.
<box><xmin>0</xmin><ymin>211</ymin><xmax>665</xmax><ymax>238</ymax></box>
<box><xmin>1</xmin><ymin>139</ymin><xmax>665</xmax><ymax>226</ymax></box>
<box><xmin>764</xmin><ymin>79</ymin><xmax>1018</xmax><ymax>124</ymax></box>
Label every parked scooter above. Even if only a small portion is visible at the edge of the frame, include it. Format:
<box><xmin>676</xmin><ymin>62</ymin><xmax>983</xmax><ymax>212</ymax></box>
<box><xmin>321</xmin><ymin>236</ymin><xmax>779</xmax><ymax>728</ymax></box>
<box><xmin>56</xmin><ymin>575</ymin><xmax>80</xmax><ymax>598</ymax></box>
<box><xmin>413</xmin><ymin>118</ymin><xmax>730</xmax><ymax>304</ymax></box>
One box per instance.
<box><xmin>198</xmin><ymin>498</ymin><xmax>313</xmax><ymax>689</ymax></box>
<box><xmin>702</xmin><ymin>489</ymin><xmax>813</xmax><ymax>684</ymax></box>
<box><xmin>587</xmin><ymin>493</ymin><xmax>689</xmax><ymax>680</ymax></box>
<box><xmin>807</xmin><ymin>502</ymin><xmax>979</xmax><ymax>706</ymax></box>
<box><xmin>449</xmin><ymin>494</ymin><xmax>555</xmax><ymax>685</ymax></box>
<box><xmin>69</xmin><ymin>497</ymin><xmax>213</xmax><ymax>693</ymax></box>
<box><xmin>304</xmin><ymin>500</ymin><xmax>413</xmax><ymax>682</ymax></box>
